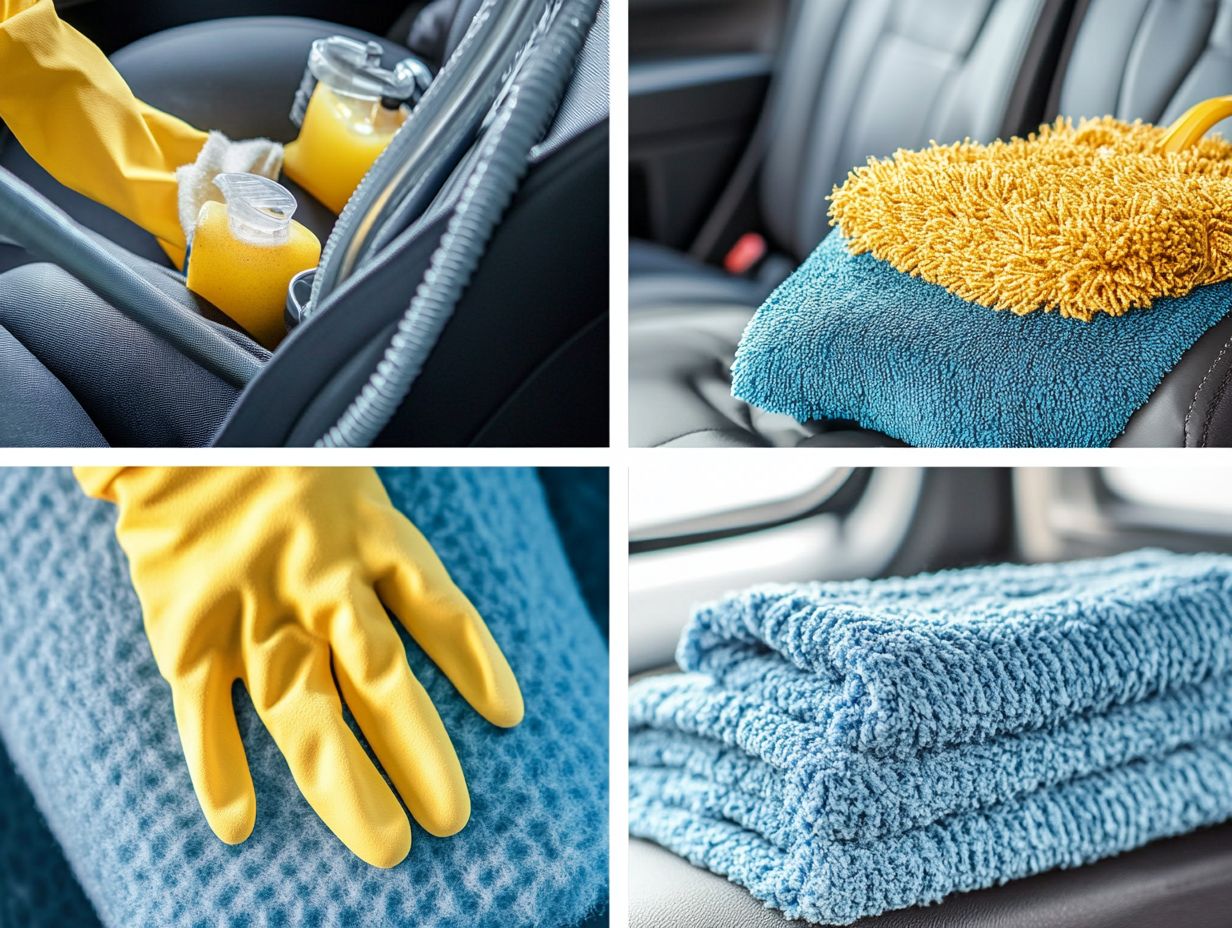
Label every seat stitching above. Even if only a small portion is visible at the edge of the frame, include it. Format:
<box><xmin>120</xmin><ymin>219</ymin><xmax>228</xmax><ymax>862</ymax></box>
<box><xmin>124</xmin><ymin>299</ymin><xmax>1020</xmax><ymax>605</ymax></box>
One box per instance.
<box><xmin>1200</xmin><ymin>357</ymin><xmax>1232</xmax><ymax>447</ymax></box>
<box><xmin>1184</xmin><ymin>334</ymin><xmax>1232</xmax><ymax>446</ymax></box>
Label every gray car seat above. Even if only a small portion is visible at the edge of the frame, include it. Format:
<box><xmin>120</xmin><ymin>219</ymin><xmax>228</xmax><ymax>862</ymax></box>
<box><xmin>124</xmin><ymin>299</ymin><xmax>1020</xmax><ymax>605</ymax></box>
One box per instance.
<box><xmin>628</xmin><ymin>0</ymin><xmax>1075</xmax><ymax>447</ymax></box>
<box><xmin>1059</xmin><ymin>0</ymin><xmax>1232</xmax><ymax>446</ymax></box>
<box><xmin>628</xmin><ymin>0</ymin><xmax>1232</xmax><ymax>448</ymax></box>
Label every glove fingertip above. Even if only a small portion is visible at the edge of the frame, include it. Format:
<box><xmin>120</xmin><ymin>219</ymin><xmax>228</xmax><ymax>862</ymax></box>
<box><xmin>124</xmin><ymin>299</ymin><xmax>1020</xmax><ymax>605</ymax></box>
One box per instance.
<box><xmin>359</xmin><ymin>819</ymin><xmax>412</xmax><ymax>869</ymax></box>
<box><xmin>206</xmin><ymin>796</ymin><xmax>256</xmax><ymax>846</ymax></box>
<box><xmin>416</xmin><ymin>789</ymin><xmax>471</xmax><ymax>839</ymax></box>
<box><xmin>483</xmin><ymin>685</ymin><xmax>525</xmax><ymax>729</ymax></box>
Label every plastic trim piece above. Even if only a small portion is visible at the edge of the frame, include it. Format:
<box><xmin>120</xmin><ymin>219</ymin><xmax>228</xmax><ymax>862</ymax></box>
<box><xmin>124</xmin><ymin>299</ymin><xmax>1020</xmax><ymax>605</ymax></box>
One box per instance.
<box><xmin>629</xmin><ymin>467</ymin><xmax>870</xmax><ymax>552</ymax></box>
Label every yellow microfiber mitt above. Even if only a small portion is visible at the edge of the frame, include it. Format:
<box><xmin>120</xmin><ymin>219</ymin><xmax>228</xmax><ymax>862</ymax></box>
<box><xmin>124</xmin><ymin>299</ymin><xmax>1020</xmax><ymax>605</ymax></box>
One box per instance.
<box><xmin>828</xmin><ymin>115</ymin><xmax>1232</xmax><ymax>320</ymax></box>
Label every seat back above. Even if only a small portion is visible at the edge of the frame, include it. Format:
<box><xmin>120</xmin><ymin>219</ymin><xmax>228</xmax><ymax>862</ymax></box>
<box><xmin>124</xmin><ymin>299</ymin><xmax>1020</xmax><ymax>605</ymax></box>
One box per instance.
<box><xmin>215</xmin><ymin>0</ymin><xmax>609</xmax><ymax>446</ymax></box>
<box><xmin>758</xmin><ymin>0</ymin><xmax>1074</xmax><ymax>260</ymax></box>
<box><xmin>1052</xmin><ymin>0</ymin><xmax>1232</xmax><ymax>127</ymax></box>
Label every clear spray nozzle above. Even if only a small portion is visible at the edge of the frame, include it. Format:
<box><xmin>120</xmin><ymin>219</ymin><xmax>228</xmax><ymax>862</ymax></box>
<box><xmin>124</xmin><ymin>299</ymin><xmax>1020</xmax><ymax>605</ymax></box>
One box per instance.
<box><xmin>308</xmin><ymin>35</ymin><xmax>431</xmax><ymax>107</ymax></box>
<box><xmin>213</xmin><ymin>173</ymin><xmax>297</xmax><ymax>245</ymax></box>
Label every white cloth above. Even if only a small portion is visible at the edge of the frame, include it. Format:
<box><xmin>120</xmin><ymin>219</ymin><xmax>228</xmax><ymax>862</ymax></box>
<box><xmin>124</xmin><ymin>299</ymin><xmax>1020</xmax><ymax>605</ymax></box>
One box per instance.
<box><xmin>175</xmin><ymin>130</ymin><xmax>282</xmax><ymax>244</ymax></box>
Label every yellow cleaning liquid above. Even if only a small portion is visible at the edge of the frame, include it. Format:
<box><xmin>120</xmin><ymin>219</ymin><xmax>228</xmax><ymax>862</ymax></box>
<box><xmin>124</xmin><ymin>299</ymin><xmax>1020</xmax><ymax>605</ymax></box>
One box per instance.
<box><xmin>186</xmin><ymin>179</ymin><xmax>321</xmax><ymax>349</ymax></box>
<box><xmin>284</xmin><ymin>85</ymin><xmax>406</xmax><ymax>214</ymax></box>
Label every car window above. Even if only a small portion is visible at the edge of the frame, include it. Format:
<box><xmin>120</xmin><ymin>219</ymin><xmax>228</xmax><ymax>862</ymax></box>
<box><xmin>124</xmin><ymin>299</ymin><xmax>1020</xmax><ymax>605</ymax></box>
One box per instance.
<box><xmin>1103</xmin><ymin>468</ymin><xmax>1232</xmax><ymax>516</ymax></box>
<box><xmin>629</xmin><ymin>461</ymin><xmax>836</xmax><ymax>532</ymax></box>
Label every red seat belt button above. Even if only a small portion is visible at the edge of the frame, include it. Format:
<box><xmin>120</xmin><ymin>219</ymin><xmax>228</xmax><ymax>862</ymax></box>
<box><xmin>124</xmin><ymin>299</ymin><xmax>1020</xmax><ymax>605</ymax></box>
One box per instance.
<box><xmin>724</xmin><ymin>232</ymin><xmax>768</xmax><ymax>275</ymax></box>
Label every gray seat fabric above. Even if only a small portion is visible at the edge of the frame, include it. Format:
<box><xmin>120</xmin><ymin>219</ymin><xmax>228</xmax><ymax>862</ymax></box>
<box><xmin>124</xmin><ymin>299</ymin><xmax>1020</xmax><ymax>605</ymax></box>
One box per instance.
<box><xmin>0</xmin><ymin>253</ymin><xmax>267</xmax><ymax>448</ymax></box>
<box><xmin>629</xmin><ymin>0</ymin><xmax>1070</xmax><ymax>447</ymax></box>
<box><xmin>0</xmin><ymin>323</ymin><xmax>104</xmax><ymax>447</ymax></box>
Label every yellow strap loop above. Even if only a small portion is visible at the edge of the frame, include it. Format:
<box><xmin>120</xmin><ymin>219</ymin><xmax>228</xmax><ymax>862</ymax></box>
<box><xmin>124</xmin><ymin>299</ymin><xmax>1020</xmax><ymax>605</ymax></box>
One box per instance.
<box><xmin>1160</xmin><ymin>95</ymin><xmax>1232</xmax><ymax>152</ymax></box>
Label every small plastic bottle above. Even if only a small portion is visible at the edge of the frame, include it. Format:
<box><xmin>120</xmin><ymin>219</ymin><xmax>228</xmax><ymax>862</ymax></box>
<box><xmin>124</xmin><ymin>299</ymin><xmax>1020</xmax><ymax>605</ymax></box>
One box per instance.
<box><xmin>185</xmin><ymin>173</ymin><xmax>321</xmax><ymax>348</ymax></box>
<box><xmin>283</xmin><ymin>37</ymin><xmax>430</xmax><ymax>213</ymax></box>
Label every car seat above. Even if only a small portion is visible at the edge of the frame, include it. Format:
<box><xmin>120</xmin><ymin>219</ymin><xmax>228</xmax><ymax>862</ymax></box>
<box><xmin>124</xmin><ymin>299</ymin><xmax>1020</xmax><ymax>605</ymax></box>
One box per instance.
<box><xmin>628</xmin><ymin>0</ymin><xmax>1232</xmax><ymax>448</ymax></box>
<box><xmin>627</xmin><ymin>0</ymin><xmax>1074</xmax><ymax>447</ymax></box>
<box><xmin>0</xmin><ymin>0</ymin><xmax>608</xmax><ymax>447</ymax></box>
<box><xmin>1054</xmin><ymin>0</ymin><xmax>1232</xmax><ymax>446</ymax></box>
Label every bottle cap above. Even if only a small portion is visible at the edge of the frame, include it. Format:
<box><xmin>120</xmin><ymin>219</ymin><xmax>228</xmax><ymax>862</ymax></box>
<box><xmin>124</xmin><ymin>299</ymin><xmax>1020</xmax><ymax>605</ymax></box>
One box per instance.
<box><xmin>214</xmin><ymin>173</ymin><xmax>298</xmax><ymax>245</ymax></box>
<box><xmin>307</xmin><ymin>35</ymin><xmax>431</xmax><ymax>106</ymax></box>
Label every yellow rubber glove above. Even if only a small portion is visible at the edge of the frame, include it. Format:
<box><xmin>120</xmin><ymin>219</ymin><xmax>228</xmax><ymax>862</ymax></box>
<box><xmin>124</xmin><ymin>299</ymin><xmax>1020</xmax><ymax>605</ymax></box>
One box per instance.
<box><xmin>0</xmin><ymin>0</ymin><xmax>208</xmax><ymax>264</ymax></box>
<box><xmin>74</xmin><ymin>466</ymin><xmax>524</xmax><ymax>868</ymax></box>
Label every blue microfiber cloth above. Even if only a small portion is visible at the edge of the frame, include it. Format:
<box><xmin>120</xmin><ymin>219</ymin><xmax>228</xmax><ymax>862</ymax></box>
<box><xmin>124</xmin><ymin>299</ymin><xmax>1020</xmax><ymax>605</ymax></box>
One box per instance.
<box><xmin>628</xmin><ymin>550</ymin><xmax>1232</xmax><ymax>924</ymax></box>
<box><xmin>0</xmin><ymin>467</ymin><xmax>608</xmax><ymax>928</ymax></box>
<box><xmin>730</xmin><ymin>232</ymin><xmax>1232</xmax><ymax>447</ymax></box>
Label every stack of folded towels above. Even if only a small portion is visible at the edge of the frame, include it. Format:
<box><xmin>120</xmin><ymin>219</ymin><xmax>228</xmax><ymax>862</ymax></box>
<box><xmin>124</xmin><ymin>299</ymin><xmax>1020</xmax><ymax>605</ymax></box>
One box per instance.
<box><xmin>628</xmin><ymin>549</ymin><xmax>1232</xmax><ymax>924</ymax></box>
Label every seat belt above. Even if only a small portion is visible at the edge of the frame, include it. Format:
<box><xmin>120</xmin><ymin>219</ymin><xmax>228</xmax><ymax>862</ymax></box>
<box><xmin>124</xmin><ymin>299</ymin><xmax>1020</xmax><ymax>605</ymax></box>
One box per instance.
<box><xmin>686</xmin><ymin>0</ymin><xmax>801</xmax><ymax>265</ymax></box>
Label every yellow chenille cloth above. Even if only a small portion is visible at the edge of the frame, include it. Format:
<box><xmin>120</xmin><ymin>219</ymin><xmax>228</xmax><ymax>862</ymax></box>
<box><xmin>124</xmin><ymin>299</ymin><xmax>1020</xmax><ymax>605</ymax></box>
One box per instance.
<box><xmin>829</xmin><ymin>116</ymin><xmax>1232</xmax><ymax>320</ymax></box>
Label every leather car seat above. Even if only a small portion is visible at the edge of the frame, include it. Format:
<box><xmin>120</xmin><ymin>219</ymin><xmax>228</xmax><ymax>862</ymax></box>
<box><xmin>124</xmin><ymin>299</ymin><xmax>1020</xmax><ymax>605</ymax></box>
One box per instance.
<box><xmin>1052</xmin><ymin>0</ymin><xmax>1232</xmax><ymax>446</ymax></box>
<box><xmin>628</xmin><ymin>0</ymin><xmax>1076</xmax><ymax>446</ymax></box>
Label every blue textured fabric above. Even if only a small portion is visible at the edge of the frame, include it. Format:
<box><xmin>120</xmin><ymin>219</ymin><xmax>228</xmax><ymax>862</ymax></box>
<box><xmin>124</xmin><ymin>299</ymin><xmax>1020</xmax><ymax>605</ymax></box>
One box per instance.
<box><xmin>0</xmin><ymin>739</ymin><xmax>101</xmax><ymax>928</ymax></box>
<box><xmin>538</xmin><ymin>468</ymin><xmax>609</xmax><ymax>636</ymax></box>
<box><xmin>730</xmin><ymin>232</ymin><xmax>1232</xmax><ymax>447</ymax></box>
<box><xmin>628</xmin><ymin>550</ymin><xmax>1232</xmax><ymax>924</ymax></box>
<box><xmin>0</xmin><ymin>467</ymin><xmax>608</xmax><ymax>928</ymax></box>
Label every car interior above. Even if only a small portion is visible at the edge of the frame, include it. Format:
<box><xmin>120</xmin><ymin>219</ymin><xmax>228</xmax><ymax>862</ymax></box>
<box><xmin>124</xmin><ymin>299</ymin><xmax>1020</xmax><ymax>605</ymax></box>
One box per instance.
<box><xmin>0</xmin><ymin>0</ymin><xmax>609</xmax><ymax>447</ymax></box>
<box><xmin>628</xmin><ymin>464</ymin><xmax>1232</xmax><ymax>927</ymax></box>
<box><xmin>628</xmin><ymin>0</ymin><xmax>1232</xmax><ymax>447</ymax></box>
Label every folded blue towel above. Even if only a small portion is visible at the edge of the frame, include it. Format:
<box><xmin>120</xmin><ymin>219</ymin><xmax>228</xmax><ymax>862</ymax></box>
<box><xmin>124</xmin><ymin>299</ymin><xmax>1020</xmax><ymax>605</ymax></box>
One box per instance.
<box><xmin>630</xmin><ymin>738</ymin><xmax>1232</xmax><ymax>924</ymax></box>
<box><xmin>730</xmin><ymin>232</ymin><xmax>1232</xmax><ymax>447</ymax></box>
<box><xmin>628</xmin><ymin>550</ymin><xmax>1232</xmax><ymax>923</ymax></box>
<box><xmin>631</xmin><ymin>666</ymin><xmax>1232</xmax><ymax>843</ymax></box>
<box><xmin>0</xmin><ymin>468</ymin><xmax>609</xmax><ymax>928</ymax></box>
<box><xmin>681</xmin><ymin>549</ymin><xmax>1232</xmax><ymax>754</ymax></box>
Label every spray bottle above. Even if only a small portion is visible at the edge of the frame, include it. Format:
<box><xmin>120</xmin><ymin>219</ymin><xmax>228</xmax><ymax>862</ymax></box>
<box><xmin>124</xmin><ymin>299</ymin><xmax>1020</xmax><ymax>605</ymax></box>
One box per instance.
<box><xmin>283</xmin><ymin>36</ymin><xmax>431</xmax><ymax>213</ymax></box>
<box><xmin>185</xmin><ymin>173</ymin><xmax>321</xmax><ymax>348</ymax></box>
